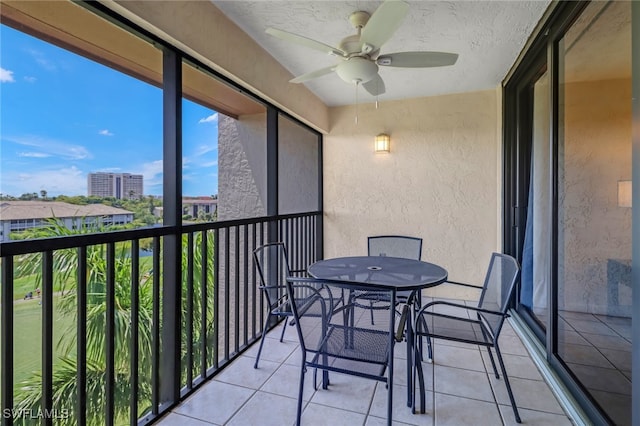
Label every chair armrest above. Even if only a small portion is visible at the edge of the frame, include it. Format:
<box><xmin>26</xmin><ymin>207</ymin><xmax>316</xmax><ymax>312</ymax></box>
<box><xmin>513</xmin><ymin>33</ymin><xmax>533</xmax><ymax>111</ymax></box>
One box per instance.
<box><xmin>443</xmin><ymin>280</ymin><xmax>483</xmax><ymax>290</ymax></box>
<box><xmin>287</xmin><ymin>283</ymin><xmax>330</xmax><ymax>318</ymax></box>
<box><xmin>287</xmin><ymin>277</ymin><xmax>339</xmax><ymax>315</ymax></box>
<box><xmin>287</xmin><ymin>277</ymin><xmax>312</xmax><ymax>283</ymax></box>
<box><xmin>258</xmin><ymin>284</ymin><xmax>288</xmax><ymax>291</ymax></box>
<box><xmin>461</xmin><ymin>305</ymin><xmax>510</xmax><ymax>318</ymax></box>
<box><xmin>418</xmin><ymin>300</ymin><xmax>507</xmax><ymax>319</ymax></box>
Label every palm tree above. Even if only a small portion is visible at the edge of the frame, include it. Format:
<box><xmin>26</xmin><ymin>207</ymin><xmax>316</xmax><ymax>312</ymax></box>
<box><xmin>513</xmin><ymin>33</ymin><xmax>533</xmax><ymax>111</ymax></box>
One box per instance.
<box><xmin>180</xmin><ymin>230</ymin><xmax>216</xmax><ymax>383</ymax></box>
<box><xmin>14</xmin><ymin>220</ymin><xmax>154</xmax><ymax>425</ymax></box>
<box><xmin>13</xmin><ymin>219</ymin><xmax>215</xmax><ymax>425</ymax></box>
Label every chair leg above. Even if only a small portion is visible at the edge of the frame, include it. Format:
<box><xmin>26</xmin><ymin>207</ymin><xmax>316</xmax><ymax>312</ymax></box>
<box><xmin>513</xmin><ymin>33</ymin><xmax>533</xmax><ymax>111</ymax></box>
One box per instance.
<box><xmin>417</xmin><ymin>314</ymin><xmax>433</xmax><ymax>362</ymax></box>
<box><xmin>369</xmin><ymin>300</ymin><xmax>375</xmax><ymax>325</ymax></box>
<box><xmin>485</xmin><ymin>346</ymin><xmax>499</xmax><ymax>378</ymax></box>
<box><xmin>254</xmin><ymin>313</ymin><xmax>272</xmax><ymax>369</ymax></box>
<box><xmin>480</xmin><ymin>328</ymin><xmax>499</xmax><ymax>378</ymax></box>
<box><xmin>279</xmin><ymin>316</ymin><xmax>288</xmax><ymax>342</ymax></box>
<box><xmin>295</xmin><ymin>364</ymin><xmax>306</xmax><ymax>426</ymax></box>
<box><xmin>495</xmin><ymin>345</ymin><xmax>521</xmax><ymax>423</ymax></box>
<box><xmin>412</xmin><ymin>329</ymin><xmax>426</xmax><ymax>414</ymax></box>
<box><xmin>413</xmin><ymin>296</ymin><xmax>424</xmax><ymax>361</ymax></box>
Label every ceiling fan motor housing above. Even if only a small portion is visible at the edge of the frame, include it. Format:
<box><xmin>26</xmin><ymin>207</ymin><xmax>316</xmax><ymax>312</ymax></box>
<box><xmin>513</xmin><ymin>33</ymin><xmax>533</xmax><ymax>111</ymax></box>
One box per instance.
<box><xmin>336</xmin><ymin>57</ymin><xmax>378</xmax><ymax>84</ymax></box>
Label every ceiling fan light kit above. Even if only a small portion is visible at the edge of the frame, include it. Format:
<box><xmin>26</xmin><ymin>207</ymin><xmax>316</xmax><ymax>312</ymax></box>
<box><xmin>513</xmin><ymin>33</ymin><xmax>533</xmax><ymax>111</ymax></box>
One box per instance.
<box><xmin>265</xmin><ymin>0</ymin><xmax>458</xmax><ymax>97</ymax></box>
<box><xmin>336</xmin><ymin>57</ymin><xmax>378</xmax><ymax>84</ymax></box>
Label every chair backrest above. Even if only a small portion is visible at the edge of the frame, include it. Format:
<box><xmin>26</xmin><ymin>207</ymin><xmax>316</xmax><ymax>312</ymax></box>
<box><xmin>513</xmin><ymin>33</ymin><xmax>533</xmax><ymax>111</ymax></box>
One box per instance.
<box><xmin>477</xmin><ymin>253</ymin><xmax>520</xmax><ymax>337</ymax></box>
<box><xmin>368</xmin><ymin>235</ymin><xmax>422</xmax><ymax>260</ymax></box>
<box><xmin>253</xmin><ymin>242</ymin><xmax>291</xmax><ymax>308</ymax></box>
<box><xmin>284</xmin><ymin>277</ymin><xmax>334</xmax><ymax>354</ymax></box>
<box><xmin>285</xmin><ymin>277</ymin><xmax>393</xmax><ymax>358</ymax></box>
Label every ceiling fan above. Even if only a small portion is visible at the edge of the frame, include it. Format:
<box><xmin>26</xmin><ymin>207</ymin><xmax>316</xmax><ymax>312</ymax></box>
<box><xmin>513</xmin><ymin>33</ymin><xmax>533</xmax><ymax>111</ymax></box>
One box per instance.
<box><xmin>265</xmin><ymin>0</ymin><xmax>458</xmax><ymax>97</ymax></box>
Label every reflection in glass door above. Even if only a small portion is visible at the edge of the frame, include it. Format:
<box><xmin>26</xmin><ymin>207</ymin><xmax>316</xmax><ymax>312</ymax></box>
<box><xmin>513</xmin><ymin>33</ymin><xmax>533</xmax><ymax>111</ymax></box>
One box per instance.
<box><xmin>556</xmin><ymin>2</ymin><xmax>632</xmax><ymax>424</ymax></box>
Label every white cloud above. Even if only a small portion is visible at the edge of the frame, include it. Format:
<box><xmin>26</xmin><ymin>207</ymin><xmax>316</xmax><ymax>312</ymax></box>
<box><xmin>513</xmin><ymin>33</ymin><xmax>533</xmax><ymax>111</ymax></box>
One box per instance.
<box><xmin>18</xmin><ymin>152</ymin><xmax>51</xmax><ymax>158</ymax></box>
<box><xmin>0</xmin><ymin>68</ymin><xmax>15</xmax><ymax>83</ymax></box>
<box><xmin>28</xmin><ymin>49</ymin><xmax>56</xmax><ymax>71</ymax></box>
<box><xmin>5</xmin><ymin>135</ymin><xmax>91</xmax><ymax>160</ymax></box>
<box><xmin>99</xmin><ymin>129</ymin><xmax>114</xmax><ymax>136</ymax></box>
<box><xmin>0</xmin><ymin>166</ymin><xmax>85</xmax><ymax>197</ymax></box>
<box><xmin>198</xmin><ymin>113</ymin><xmax>218</xmax><ymax>124</ymax></box>
<box><xmin>136</xmin><ymin>160</ymin><xmax>163</xmax><ymax>188</ymax></box>
<box><xmin>23</xmin><ymin>76</ymin><xmax>37</xmax><ymax>83</ymax></box>
<box><xmin>194</xmin><ymin>144</ymin><xmax>216</xmax><ymax>156</ymax></box>
<box><xmin>201</xmin><ymin>160</ymin><xmax>218</xmax><ymax>167</ymax></box>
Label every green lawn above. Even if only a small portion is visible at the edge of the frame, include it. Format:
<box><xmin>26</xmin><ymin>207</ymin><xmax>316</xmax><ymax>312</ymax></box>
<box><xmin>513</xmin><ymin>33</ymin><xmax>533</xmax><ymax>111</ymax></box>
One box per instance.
<box><xmin>7</xmin><ymin>297</ymin><xmax>75</xmax><ymax>387</ymax></box>
<box><xmin>1</xmin><ymin>247</ymin><xmax>159</xmax><ymax>422</ymax></box>
<box><xmin>6</xmin><ymin>256</ymin><xmax>154</xmax><ymax>301</ymax></box>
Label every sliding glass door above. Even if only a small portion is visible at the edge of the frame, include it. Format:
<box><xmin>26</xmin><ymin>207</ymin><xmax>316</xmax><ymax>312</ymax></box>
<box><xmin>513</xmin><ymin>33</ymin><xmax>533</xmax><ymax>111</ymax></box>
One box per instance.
<box><xmin>555</xmin><ymin>3</ymin><xmax>632</xmax><ymax>423</ymax></box>
<box><xmin>505</xmin><ymin>2</ymin><xmax>633</xmax><ymax>424</ymax></box>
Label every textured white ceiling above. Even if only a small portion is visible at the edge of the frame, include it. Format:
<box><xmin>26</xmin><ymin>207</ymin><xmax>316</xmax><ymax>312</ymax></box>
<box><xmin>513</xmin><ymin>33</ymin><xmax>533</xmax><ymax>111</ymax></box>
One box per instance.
<box><xmin>212</xmin><ymin>0</ymin><xmax>551</xmax><ymax>106</ymax></box>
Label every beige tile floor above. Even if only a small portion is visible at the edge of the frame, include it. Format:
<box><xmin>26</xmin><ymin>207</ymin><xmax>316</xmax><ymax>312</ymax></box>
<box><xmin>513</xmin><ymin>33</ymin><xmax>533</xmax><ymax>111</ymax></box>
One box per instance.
<box><xmin>157</xmin><ymin>319</ymin><xmax>574</xmax><ymax>426</ymax></box>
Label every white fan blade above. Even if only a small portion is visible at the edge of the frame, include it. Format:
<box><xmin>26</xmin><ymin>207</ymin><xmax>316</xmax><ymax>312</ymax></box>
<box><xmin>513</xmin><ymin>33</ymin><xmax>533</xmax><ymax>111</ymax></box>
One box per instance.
<box><xmin>377</xmin><ymin>52</ymin><xmax>458</xmax><ymax>68</ymax></box>
<box><xmin>360</xmin><ymin>0</ymin><xmax>409</xmax><ymax>52</ymax></box>
<box><xmin>266</xmin><ymin>28</ymin><xmax>345</xmax><ymax>57</ymax></box>
<box><xmin>363</xmin><ymin>74</ymin><xmax>386</xmax><ymax>96</ymax></box>
<box><xmin>290</xmin><ymin>66</ymin><xmax>336</xmax><ymax>83</ymax></box>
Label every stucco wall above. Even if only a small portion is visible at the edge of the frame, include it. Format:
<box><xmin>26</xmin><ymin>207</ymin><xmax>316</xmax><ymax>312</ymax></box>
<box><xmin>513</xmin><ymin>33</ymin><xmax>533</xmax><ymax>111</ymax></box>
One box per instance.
<box><xmin>218</xmin><ymin>113</ymin><xmax>267</xmax><ymax>220</ymax></box>
<box><xmin>324</xmin><ymin>90</ymin><xmax>500</xmax><ymax>298</ymax></box>
<box><xmin>560</xmin><ymin>78</ymin><xmax>633</xmax><ymax>316</ymax></box>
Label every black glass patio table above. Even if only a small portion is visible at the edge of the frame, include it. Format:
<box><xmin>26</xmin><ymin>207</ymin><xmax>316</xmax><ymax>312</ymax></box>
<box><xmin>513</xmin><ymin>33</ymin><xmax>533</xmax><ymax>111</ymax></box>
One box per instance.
<box><xmin>308</xmin><ymin>256</ymin><xmax>448</xmax><ymax>410</ymax></box>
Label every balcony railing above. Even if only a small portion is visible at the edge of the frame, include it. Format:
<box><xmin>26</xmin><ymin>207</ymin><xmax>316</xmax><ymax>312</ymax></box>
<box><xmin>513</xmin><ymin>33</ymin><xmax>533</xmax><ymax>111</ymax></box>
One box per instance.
<box><xmin>0</xmin><ymin>211</ymin><xmax>321</xmax><ymax>425</ymax></box>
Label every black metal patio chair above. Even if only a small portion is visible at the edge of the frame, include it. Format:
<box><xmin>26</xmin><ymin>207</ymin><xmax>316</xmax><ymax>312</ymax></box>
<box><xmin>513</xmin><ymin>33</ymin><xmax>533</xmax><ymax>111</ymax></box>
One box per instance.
<box><xmin>252</xmin><ymin>242</ymin><xmax>305</xmax><ymax>369</ymax></box>
<box><xmin>412</xmin><ymin>252</ymin><xmax>522</xmax><ymax>422</ymax></box>
<box><xmin>286</xmin><ymin>276</ymin><xmax>397</xmax><ymax>426</ymax></box>
<box><xmin>353</xmin><ymin>235</ymin><xmax>423</xmax><ymax>326</ymax></box>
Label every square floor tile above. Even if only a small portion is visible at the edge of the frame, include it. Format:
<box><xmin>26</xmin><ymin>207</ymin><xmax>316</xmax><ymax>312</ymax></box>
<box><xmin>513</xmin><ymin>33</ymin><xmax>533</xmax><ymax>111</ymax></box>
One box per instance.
<box><xmin>173</xmin><ymin>380</ymin><xmax>254</xmax><ymax>424</ymax></box>
<box><xmin>480</xmin><ymin>351</ymin><xmax>543</xmax><ymax>382</ymax></box>
<box><xmin>434</xmin><ymin>365</ymin><xmax>494</xmax><ymax>402</ymax></box>
<box><xmin>302</xmin><ymin>402</ymin><xmax>367</xmax><ymax>425</ymax></box>
<box><xmin>243</xmin><ymin>335</ymin><xmax>298</xmax><ymax>366</ymax></box>
<box><xmin>500</xmin><ymin>406</ymin><xmax>573</xmax><ymax>426</ymax></box>
<box><xmin>370</xmin><ymin>383</ymin><xmax>432</xmax><ymax>425</ymax></box>
<box><xmin>430</xmin><ymin>344</ymin><xmax>485</xmax><ymax>372</ymax></box>
<box><xmin>215</xmin><ymin>355</ymin><xmax>279</xmax><ymax>389</ymax></box>
<box><xmin>260</xmin><ymin>363</ymin><xmax>318</xmax><ymax>401</ymax></box>
<box><xmin>226</xmin><ymin>391</ymin><xmax>298</xmax><ymax>426</ymax></box>
<box><xmin>489</xmin><ymin>375</ymin><xmax>564</xmax><ymax>415</ymax></box>
<box><xmin>434</xmin><ymin>393</ymin><xmax>501</xmax><ymax>426</ymax></box>
<box><xmin>310</xmin><ymin>373</ymin><xmax>376</xmax><ymax>413</ymax></box>
<box><xmin>155</xmin><ymin>413</ymin><xmax>214</xmax><ymax>425</ymax></box>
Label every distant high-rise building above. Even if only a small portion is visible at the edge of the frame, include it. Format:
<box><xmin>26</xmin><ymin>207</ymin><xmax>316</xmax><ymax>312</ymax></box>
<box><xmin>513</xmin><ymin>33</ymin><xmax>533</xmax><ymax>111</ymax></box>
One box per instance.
<box><xmin>88</xmin><ymin>172</ymin><xmax>143</xmax><ymax>200</ymax></box>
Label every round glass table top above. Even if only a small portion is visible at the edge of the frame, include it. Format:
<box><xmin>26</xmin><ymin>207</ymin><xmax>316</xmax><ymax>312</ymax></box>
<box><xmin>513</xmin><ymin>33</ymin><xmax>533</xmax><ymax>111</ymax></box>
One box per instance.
<box><xmin>308</xmin><ymin>256</ymin><xmax>448</xmax><ymax>290</ymax></box>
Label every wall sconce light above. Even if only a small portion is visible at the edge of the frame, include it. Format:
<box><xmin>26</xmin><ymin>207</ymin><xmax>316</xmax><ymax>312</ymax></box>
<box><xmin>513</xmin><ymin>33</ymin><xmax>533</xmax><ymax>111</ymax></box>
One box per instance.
<box><xmin>618</xmin><ymin>180</ymin><xmax>632</xmax><ymax>207</ymax></box>
<box><xmin>374</xmin><ymin>133</ymin><xmax>390</xmax><ymax>153</ymax></box>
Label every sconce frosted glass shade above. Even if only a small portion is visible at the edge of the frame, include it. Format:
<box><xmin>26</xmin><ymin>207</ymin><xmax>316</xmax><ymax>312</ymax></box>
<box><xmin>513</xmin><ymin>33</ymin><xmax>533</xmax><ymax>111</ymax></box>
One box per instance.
<box><xmin>618</xmin><ymin>180</ymin><xmax>632</xmax><ymax>207</ymax></box>
<box><xmin>374</xmin><ymin>133</ymin><xmax>390</xmax><ymax>153</ymax></box>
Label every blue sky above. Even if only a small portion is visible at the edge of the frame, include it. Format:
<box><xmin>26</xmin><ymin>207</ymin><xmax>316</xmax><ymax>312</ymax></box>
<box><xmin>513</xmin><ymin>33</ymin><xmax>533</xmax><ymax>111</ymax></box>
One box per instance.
<box><xmin>1</xmin><ymin>24</ymin><xmax>218</xmax><ymax>198</ymax></box>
